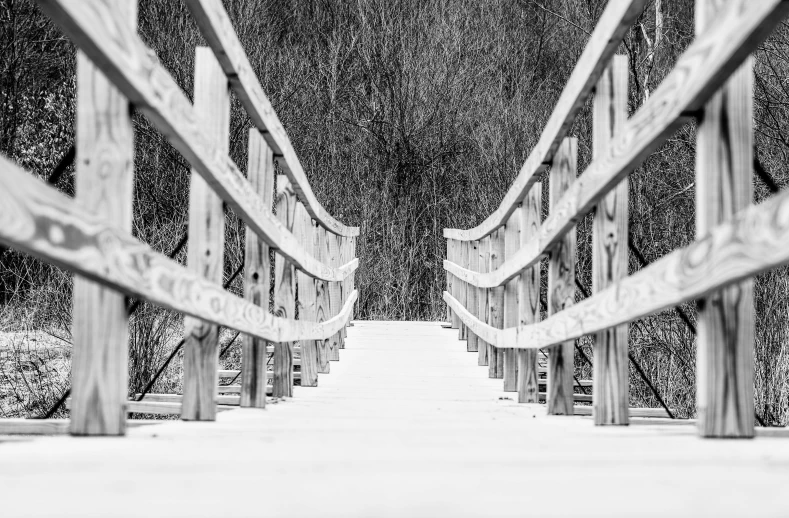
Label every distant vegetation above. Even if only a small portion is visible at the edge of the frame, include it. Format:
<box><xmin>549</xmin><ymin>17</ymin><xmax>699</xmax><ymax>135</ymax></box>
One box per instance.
<box><xmin>0</xmin><ymin>0</ymin><xmax>787</xmax><ymax>425</ymax></box>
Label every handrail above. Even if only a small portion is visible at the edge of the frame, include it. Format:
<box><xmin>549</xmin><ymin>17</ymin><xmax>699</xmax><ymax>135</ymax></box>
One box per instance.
<box><xmin>184</xmin><ymin>0</ymin><xmax>359</xmax><ymax>238</ymax></box>
<box><xmin>0</xmin><ymin>155</ymin><xmax>356</xmax><ymax>343</ymax></box>
<box><xmin>443</xmin><ymin>0</ymin><xmax>788</xmax><ymax>289</ymax></box>
<box><xmin>442</xmin><ymin>0</ymin><xmax>647</xmax><ymax>242</ymax></box>
<box><xmin>36</xmin><ymin>0</ymin><xmax>353</xmax><ymax>282</ymax></box>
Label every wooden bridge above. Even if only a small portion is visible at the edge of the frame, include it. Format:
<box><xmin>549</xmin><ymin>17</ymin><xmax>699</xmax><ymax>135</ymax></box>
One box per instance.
<box><xmin>2</xmin><ymin>0</ymin><xmax>789</xmax><ymax>515</ymax></box>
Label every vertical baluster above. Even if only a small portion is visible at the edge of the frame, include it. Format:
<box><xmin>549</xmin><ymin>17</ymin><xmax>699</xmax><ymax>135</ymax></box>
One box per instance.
<box><xmin>592</xmin><ymin>55</ymin><xmax>629</xmax><ymax>425</ymax></box>
<box><xmin>328</xmin><ymin>233</ymin><xmax>341</xmax><ymax>361</ymax></box>
<box><xmin>502</xmin><ymin>209</ymin><xmax>520</xmax><ymax>392</ymax></box>
<box><xmin>70</xmin><ymin>1</ymin><xmax>136</xmax><ymax>435</ymax></box>
<box><xmin>547</xmin><ymin>137</ymin><xmax>577</xmax><ymax>415</ymax></box>
<box><xmin>488</xmin><ymin>229</ymin><xmax>505</xmax><ymax>379</ymax></box>
<box><xmin>338</xmin><ymin>235</ymin><xmax>347</xmax><ymax>349</ymax></box>
<box><xmin>466</xmin><ymin>240</ymin><xmax>479</xmax><ymax>353</ymax></box>
<box><xmin>477</xmin><ymin>236</ymin><xmax>490</xmax><ymax>366</ymax></box>
<box><xmin>458</xmin><ymin>241</ymin><xmax>467</xmax><ymax>341</ymax></box>
<box><xmin>695</xmin><ymin>0</ymin><xmax>754</xmax><ymax>437</ymax></box>
<box><xmin>272</xmin><ymin>175</ymin><xmax>297</xmax><ymax>398</ymax></box>
<box><xmin>518</xmin><ymin>185</ymin><xmax>542</xmax><ymax>403</ymax></box>
<box><xmin>315</xmin><ymin>226</ymin><xmax>331</xmax><ymax>373</ymax></box>
<box><xmin>448</xmin><ymin>239</ymin><xmax>459</xmax><ymax>329</ymax></box>
<box><xmin>182</xmin><ymin>47</ymin><xmax>229</xmax><ymax>421</ymax></box>
<box><xmin>295</xmin><ymin>204</ymin><xmax>319</xmax><ymax>387</ymax></box>
<box><xmin>349</xmin><ymin>235</ymin><xmax>357</xmax><ymax>321</ymax></box>
<box><xmin>241</xmin><ymin>129</ymin><xmax>274</xmax><ymax>408</ymax></box>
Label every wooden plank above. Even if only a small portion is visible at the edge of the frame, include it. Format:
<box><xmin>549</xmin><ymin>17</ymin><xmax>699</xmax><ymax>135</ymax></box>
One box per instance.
<box><xmin>0</xmin><ymin>155</ymin><xmax>357</xmax><ymax>342</ymax></box>
<box><xmin>36</xmin><ymin>0</ymin><xmax>358</xmax><ymax>280</ymax></box>
<box><xmin>448</xmin><ymin>239</ymin><xmax>459</xmax><ymax>329</ymax></box>
<box><xmin>134</xmin><ymin>394</ymin><xmax>241</xmax><ymax>406</ymax></box>
<box><xmin>349</xmin><ymin>235</ymin><xmax>357</xmax><ymax>321</ymax></box>
<box><xmin>547</xmin><ymin>138</ymin><xmax>577</xmax><ymax>416</ymax></box>
<box><xmin>445</xmin><ymin>182</ymin><xmax>789</xmax><ymax>352</ymax></box>
<box><xmin>182</xmin><ymin>47</ymin><xmax>229</xmax><ymax>422</ymax></box>
<box><xmin>442</xmin><ymin>0</ymin><xmax>648</xmax><ymax>241</ymax></box>
<box><xmin>241</xmin><ymin>129</ymin><xmax>274</xmax><ymax>409</ymax></box>
<box><xmin>458</xmin><ymin>241</ymin><xmax>467</xmax><ymax>340</ymax></box>
<box><xmin>69</xmin><ymin>1</ymin><xmax>135</xmax><ymax>437</ymax></box>
<box><xmin>502</xmin><ymin>209</ymin><xmax>520</xmax><ymax>392</ymax></box>
<box><xmin>488</xmin><ymin>228</ymin><xmax>505</xmax><ymax>379</ymax></box>
<box><xmin>272</xmin><ymin>176</ymin><xmax>297</xmax><ymax>398</ymax></box>
<box><xmin>218</xmin><ymin>370</ymin><xmax>301</xmax><ymax>380</ymax></box>
<box><xmin>338</xmin><ymin>235</ymin><xmax>347</xmax><ymax>349</ymax></box>
<box><xmin>695</xmin><ymin>0</ymin><xmax>754</xmax><ymax>438</ymax></box>
<box><xmin>184</xmin><ymin>0</ymin><xmax>358</xmax><ymax>237</ymax></box>
<box><xmin>518</xmin><ymin>185</ymin><xmax>542</xmax><ymax>403</ymax></box>
<box><xmin>477</xmin><ymin>236</ymin><xmax>490</xmax><ymax>366</ymax></box>
<box><xmin>296</xmin><ymin>204</ymin><xmax>319</xmax><ymax>387</ymax></box>
<box><xmin>466</xmin><ymin>240</ymin><xmax>479</xmax><ymax>353</ymax></box>
<box><xmin>327</xmin><ymin>232</ymin><xmax>341</xmax><ymax>361</ymax></box>
<box><xmin>442</xmin><ymin>0</ymin><xmax>789</xmax><ymax>287</ymax></box>
<box><xmin>572</xmin><ymin>406</ymin><xmax>673</xmax><ymax>418</ymax></box>
<box><xmin>315</xmin><ymin>226</ymin><xmax>331</xmax><ymax>373</ymax></box>
<box><xmin>592</xmin><ymin>55</ymin><xmax>629</xmax><ymax>426</ymax></box>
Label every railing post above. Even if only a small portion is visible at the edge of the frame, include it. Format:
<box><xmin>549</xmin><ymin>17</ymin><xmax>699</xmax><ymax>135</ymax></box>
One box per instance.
<box><xmin>458</xmin><ymin>241</ymin><xmax>468</xmax><ymax>341</ymax></box>
<box><xmin>272</xmin><ymin>175</ymin><xmax>297</xmax><ymax>398</ymax></box>
<box><xmin>547</xmin><ymin>137</ymin><xmax>577</xmax><ymax>415</ymax></box>
<box><xmin>695</xmin><ymin>0</ymin><xmax>754</xmax><ymax>437</ymax></box>
<box><xmin>328</xmin><ymin>233</ymin><xmax>341</xmax><ymax>361</ymax></box>
<box><xmin>592</xmin><ymin>55</ymin><xmax>629</xmax><ymax>425</ymax></box>
<box><xmin>241</xmin><ymin>129</ymin><xmax>274</xmax><ymax>408</ymax></box>
<box><xmin>296</xmin><ymin>204</ymin><xmax>319</xmax><ymax>387</ymax></box>
<box><xmin>477</xmin><ymin>236</ymin><xmax>490</xmax><ymax>367</ymax></box>
<box><xmin>315</xmin><ymin>226</ymin><xmax>331</xmax><ymax>373</ymax></box>
<box><xmin>338</xmin><ymin>235</ymin><xmax>347</xmax><ymax>349</ymax></box>
<box><xmin>182</xmin><ymin>47</ymin><xmax>230</xmax><ymax>421</ymax></box>
<box><xmin>488</xmin><ymin>228</ymin><xmax>505</xmax><ymax>379</ymax></box>
<box><xmin>517</xmin><ymin>185</ymin><xmax>542</xmax><ymax>403</ymax></box>
<box><xmin>448</xmin><ymin>239</ymin><xmax>459</xmax><ymax>329</ymax></box>
<box><xmin>69</xmin><ymin>1</ymin><xmax>136</xmax><ymax>435</ymax></box>
<box><xmin>502</xmin><ymin>208</ymin><xmax>520</xmax><ymax>391</ymax></box>
<box><xmin>466</xmin><ymin>240</ymin><xmax>479</xmax><ymax>353</ymax></box>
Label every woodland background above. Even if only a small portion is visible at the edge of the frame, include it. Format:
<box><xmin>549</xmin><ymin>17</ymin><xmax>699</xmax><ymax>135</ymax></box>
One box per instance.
<box><xmin>1</xmin><ymin>0</ymin><xmax>788</xmax><ymax>424</ymax></box>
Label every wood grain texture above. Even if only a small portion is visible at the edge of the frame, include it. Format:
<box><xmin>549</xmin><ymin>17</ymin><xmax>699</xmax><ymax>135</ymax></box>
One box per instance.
<box><xmin>442</xmin><ymin>0</ymin><xmax>789</xmax><ymax>286</ymax></box>
<box><xmin>477</xmin><ymin>236</ymin><xmax>490</xmax><ymax>366</ymax></box>
<box><xmin>547</xmin><ymin>138</ymin><xmax>577</xmax><ymax>416</ymax></box>
<box><xmin>488</xmin><ymin>228</ymin><xmax>505</xmax><ymax>379</ymax></box>
<box><xmin>448</xmin><ymin>239</ymin><xmax>459</xmax><ymax>329</ymax></box>
<box><xmin>338</xmin><ymin>235</ymin><xmax>347</xmax><ymax>349</ymax></box>
<box><xmin>592</xmin><ymin>55</ymin><xmax>629</xmax><ymax>426</ymax></box>
<box><xmin>327</xmin><ymin>233</ymin><xmax>341</xmax><ymax>361</ymax></box>
<box><xmin>315</xmin><ymin>226</ymin><xmax>331</xmax><ymax>373</ymax></box>
<box><xmin>241</xmin><ymin>129</ymin><xmax>274</xmax><ymax>408</ymax></box>
<box><xmin>69</xmin><ymin>2</ymin><xmax>134</xmax><ymax>436</ymax></box>
<box><xmin>0</xmin><ymin>155</ymin><xmax>356</xmax><ymax>343</ymax></box>
<box><xmin>458</xmin><ymin>241</ymin><xmax>468</xmax><ymax>340</ymax></box>
<box><xmin>273</xmin><ymin>176</ymin><xmax>297</xmax><ymax>398</ymax></box>
<box><xmin>182</xmin><ymin>47</ymin><xmax>228</xmax><ymax>422</ymax></box>
<box><xmin>36</xmin><ymin>0</ymin><xmax>357</xmax><ymax>281</ymax></box>
<box><xmin>296</xmin><ymin>205</ymin><xmax>319</xmax><ymax>387</ymax></box>
<box><xmin>184</xmin><ymin>0</ymin><xmax>358</xmax><ymax>238</ymax></box>
<box><xmin>695</xmin><ymin>0</ymin><xmax>754</xmax><ymax>438</ymax></box>
<box><xmin>442</xmin><ymin>0</ymin><xmax>648</xmax><ymax>241</ymax></box>
<box><xmin>466</xmin><ymin>240</ymin><xmax>479</xmax><ymax>353</ymax></box>
<box><xmin>518</xmin><ymin>185</ymin><xmax>541</xmax><ymax>403</ymax></box>
<box><xmin>502</xmin><ymin>209</ymin><xmax>520</xmax><ymax>392</ymax></box>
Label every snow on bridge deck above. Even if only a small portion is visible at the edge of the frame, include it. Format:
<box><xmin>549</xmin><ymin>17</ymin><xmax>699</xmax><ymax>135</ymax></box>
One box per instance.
<box><xmin>1</xmin><ymin>321</ymin><xmax>788</xmax><ymax>517</ymax></box>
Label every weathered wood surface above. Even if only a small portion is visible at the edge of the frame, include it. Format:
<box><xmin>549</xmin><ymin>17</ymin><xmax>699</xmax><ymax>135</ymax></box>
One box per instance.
<box><xmin>0</xmin><ymin>154</ymin><xmax>357</xmax><ymax>343</ymax></box>
<box><xmin>442</xmin><ymin>0</ymin><xmax>648</xmax><ymax>241</ymax></box>
<box><xmin>502</xmin><ymin>209</ymin><xmax>520</xmax><ymax>391</ymax></box>
<box><xmin>315</xmin><ymin>226</ymin><xmax>331</xmax><ymax>373</ymax></box>
<box><xmin>458</xmin><ymin>241</ymin><xmax>468</xmax><ymax>340</ymax></box>
<box><xmin>517</xmin><ymin>186</ymin><xmax>541</xmax><ymax>403</ymax></box>
<box><xmin>477</xmin><ymin>236</ymin><xmax>490</xmax><ymax>366</ymax></box>
<box><xmin>465</xmin><ymin>240</ymin><xmax>479</xmax><ymax>353</ymax></box>
<box><xmin>338</xmin><ymin>235</ymin><xmax>348</xmax><ymax>349</ymax></box>
<box><xmin>69</xmin><ymin>2</ymin><xmax>134</xmax><ymax>435</ymax></box>
<box><xmin>182</xmin><ymin>47</ymin><xmax>228</xmax><ymax>422</ymax></box>
<box><xmin>592</xmin><ymin>55</ymin><xmax>629</xmax><ymax>426</ymax></box>
<box><xmin>37</xmin><ymin>0</ymin><xmax>357</xmax><ymax>281</ymax></box>
<box><xmin>488</xmin><ymin>229</ymin><xmax>505</xmax><ymax>379</ymax></box>
<box><xmin>296</xmin><ymin>205</ymin><xmax>319</xmax><ymax>387</ymax></box>
<box><xmin>695</xmin><ymin>0</ymin><xmax>754</xmax><ymax>438</ymax></box>
<box><xmin>241</xmin><ymin>129</ymin><xmax>274</xmax><ymax>408</ymax></box>
<box><xmin>184</xmin><ymin>0</ymin><xmax>358</xmax><ymax>238</ymax></box>
<box><xmin>327</xmin><ymin>233</ymin><xmax>341</xmax><ymax>361</ymax></box>
<box><xmin>547</xmin><ymin>138</ymin><xmax>576</xmax><ymax>416</ymax></box>
<box><xmin>273</xmin><ymin>176</ymin><xmax>297</xmax><ymax>398</ymax></box>
<box><xmin>442</xmin><ymin>0</ymin><xmax>789</xmax><ymax>286</ymax></box>
<box><xmin>3</xmin><ymin>321</ymin><xmax>788</xmax><ymax>518</ymax></box>
<box><xmin>448</xmin><ymin>239</ymin><xmax>459</xmax><ymax>329</ymax></box>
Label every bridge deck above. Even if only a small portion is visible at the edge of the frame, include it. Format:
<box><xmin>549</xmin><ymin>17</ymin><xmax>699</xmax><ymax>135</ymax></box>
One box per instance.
<box><xmin>2</xmin><ymin>321</ymin><xmax>788</xmax><ymax>517</ymax></box>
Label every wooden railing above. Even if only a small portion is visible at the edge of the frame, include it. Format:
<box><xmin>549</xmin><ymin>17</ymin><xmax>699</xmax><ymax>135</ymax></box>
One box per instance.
<box><xmin>443</xmin><ymin>0</ymin><xmax>789</xmax><ymax>438</ymax></box>
<box><xmin>0</xmin><ymin>0</ymin><xmax>358</xmax><ymax>435</ymax></box>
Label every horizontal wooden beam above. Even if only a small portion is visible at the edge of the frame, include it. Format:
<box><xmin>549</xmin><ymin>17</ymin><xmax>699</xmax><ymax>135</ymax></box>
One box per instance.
<box><xmin>36</xmin><ymin>0</ymin><xmax>356</xmax><ymax>280</ymax></box>
<box><xmin>442</xmin><ymin>0</ymin><xmax>647</xmax><ymax>241</ymax></box>
<box><xmin>572</xmin><ymin>406</ymin><xmax>674</xmax><ymax>419</ymax></box>
<box><xmin>184</xmin><ymin>0</ymin><xmax>358</xmax><ymax>238</ymax></box>
<box><xmin>0</xmin><ymin>419</ymin><xmax>161</xmax><ymax>435</ymax></box>
<box><xmin>446</xmin><ymin>179</ymin><xmax>789</xmax><ymax>350</ymax></box>
<box><xmin>0</xmin><ymin>154</ymin><xmax>357</xmax><ymax>343</ymax></box>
